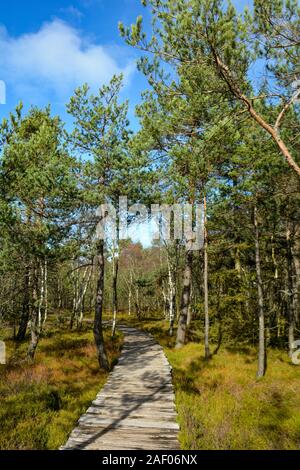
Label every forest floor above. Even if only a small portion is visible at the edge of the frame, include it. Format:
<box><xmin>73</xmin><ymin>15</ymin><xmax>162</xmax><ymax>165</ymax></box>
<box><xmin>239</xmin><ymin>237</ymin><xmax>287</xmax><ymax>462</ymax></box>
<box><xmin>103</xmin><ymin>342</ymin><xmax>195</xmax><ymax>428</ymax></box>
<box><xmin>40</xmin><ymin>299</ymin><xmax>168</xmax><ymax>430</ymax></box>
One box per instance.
<box><xmin>122</xmin><ymin>317</ymin><xmax>300</xmax><ymax>450</ymax></box>
<box><xmin>1</xmin><ymin>313</ymin><xmax>300</xmax><ymax>450</ymax></box>
<box><xmin>0</xmin><ymin>318</ymin><xmax>123</xmax><ymax>450</ymax></box>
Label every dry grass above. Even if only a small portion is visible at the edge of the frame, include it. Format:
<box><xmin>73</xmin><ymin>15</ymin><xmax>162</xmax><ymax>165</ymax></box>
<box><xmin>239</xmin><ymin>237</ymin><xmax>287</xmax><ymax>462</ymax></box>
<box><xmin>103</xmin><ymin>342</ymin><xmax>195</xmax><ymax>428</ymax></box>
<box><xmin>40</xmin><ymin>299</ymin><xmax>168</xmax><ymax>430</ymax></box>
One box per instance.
<box><xmin>133</xmin><ymin>318</ymin><xmax>300</xmax><ymax>450</ymax></box>
<box><xmin>2</xmin><ymin>313</ymin><xmax>299</xmax><ymax>450</ymax></box>
<box><xmin>0</xmin><ymin>324</ymin><xmax>123</xmax><ymax>450</ymax></box>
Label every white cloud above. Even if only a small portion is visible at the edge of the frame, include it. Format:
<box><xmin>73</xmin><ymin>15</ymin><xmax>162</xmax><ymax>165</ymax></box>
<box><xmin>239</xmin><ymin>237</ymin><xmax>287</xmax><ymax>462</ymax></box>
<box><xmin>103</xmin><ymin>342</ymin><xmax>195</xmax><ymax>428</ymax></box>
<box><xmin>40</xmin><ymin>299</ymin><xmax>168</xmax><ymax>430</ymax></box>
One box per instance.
<box><xmin>60</xmin><ymin>6</ymin><xmax>84</xmax><ymax>19</ymax></box>
<box><xmin>0</xmin><ymin>20</ymin><xmax>134</xmax><ymax>105</ymax></box>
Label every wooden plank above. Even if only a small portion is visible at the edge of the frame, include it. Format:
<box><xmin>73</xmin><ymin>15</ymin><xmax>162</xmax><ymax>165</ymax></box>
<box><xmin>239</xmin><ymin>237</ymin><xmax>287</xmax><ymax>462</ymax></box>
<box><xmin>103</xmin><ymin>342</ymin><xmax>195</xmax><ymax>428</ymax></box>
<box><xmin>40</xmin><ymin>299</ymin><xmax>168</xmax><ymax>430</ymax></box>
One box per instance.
<box><xmin>61</xmin><ymin>325</ymin><xmax>180</xmax><ymax>450</ymax></box>
<box><xmin>78</xmin><ymin>416</ymin><xmax>180</xmax><ymax>430</ymax></box>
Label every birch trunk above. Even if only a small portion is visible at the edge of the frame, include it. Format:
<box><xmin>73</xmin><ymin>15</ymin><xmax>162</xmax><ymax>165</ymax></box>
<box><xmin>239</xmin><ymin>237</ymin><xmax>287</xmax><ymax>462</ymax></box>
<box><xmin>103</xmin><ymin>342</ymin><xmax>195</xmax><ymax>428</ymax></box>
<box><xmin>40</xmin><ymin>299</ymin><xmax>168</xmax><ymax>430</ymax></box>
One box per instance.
<box><xmin>128</xmin><ymin>287</ymin><xmax>132</xmax><ymax>316</ymax></box>
<box><xmin>286</xmin><ymin>225</ymin><xmax>295</xmax><ymax>358</ymax></box>
<box><xmin>291</xmin><ymin>225</ymin><xmax>300</xmax><ymax>324</ymax></box>
<box><xmin>111</xmin><ymin>231</ymin><xmax>119</xmax><ymax>337</ymax></box>
<box><xmin>254</xmin><ymin>206</ymin><xmax>266</xmax><ymax>378</ymax></box>
<box><xmin>70</xmin><ymin>267</ymin><xmax>78</xmax><ymax>330</ymax></box>
<box><xmin>42</xmin><ymin>259</ymin><xmax>48</xmax><ymax>326</ymax></box>
<box><xmin>204</xmin><ymin>196</ymin><xmax>210</xmax><ymax>359</ymax></box>
<box><xmin>38</xmin><ymin>261</ymin><xmax>44</xmax><ymax>331</ymax></box>
<box><xmin>111</xmin><ymin>253</ymin><xmax>119</xmax><ymax>337</ymax></box>
<box><xmin>162</xmin><ymin>284</ymin><xmax>168</xmax><ymax>319</ymax></box>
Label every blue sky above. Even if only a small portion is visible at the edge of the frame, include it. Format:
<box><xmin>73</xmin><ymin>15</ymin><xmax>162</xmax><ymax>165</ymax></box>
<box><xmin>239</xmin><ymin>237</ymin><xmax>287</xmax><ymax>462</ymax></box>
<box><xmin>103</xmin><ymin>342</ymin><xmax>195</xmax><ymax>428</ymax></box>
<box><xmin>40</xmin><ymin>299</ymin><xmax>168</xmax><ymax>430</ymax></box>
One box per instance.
<box><xmin>0</xmin><ymin>0</ymin><xmax>253</xmax><ymax>247</ymax></box>
<box><xmin>0</xmin><ymin>0</ymin><xmax>151</xmax><ymax>130</ymax></box>
<box><xmin>0</xmin><ymin>0</ymin><xmax>252</xmax><ymax>131</ymax></box>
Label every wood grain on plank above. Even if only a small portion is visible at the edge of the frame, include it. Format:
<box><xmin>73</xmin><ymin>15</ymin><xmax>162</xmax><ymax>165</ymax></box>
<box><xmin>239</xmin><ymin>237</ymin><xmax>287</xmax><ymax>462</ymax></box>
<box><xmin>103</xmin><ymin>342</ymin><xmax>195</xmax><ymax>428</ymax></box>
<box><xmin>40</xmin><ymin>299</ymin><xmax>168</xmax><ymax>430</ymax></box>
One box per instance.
<box><xmin>61</xmin><ymin>326</ymin><xmax>179</xmax><ymax>450</ymax></box>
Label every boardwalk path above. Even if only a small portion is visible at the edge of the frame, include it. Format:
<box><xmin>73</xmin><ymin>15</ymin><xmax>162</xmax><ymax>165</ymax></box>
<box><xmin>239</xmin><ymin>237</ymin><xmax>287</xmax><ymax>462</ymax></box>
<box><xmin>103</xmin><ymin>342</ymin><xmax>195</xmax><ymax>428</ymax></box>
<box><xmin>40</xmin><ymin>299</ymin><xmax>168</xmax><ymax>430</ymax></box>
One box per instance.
<box><xmin>62</xmin><ymin>326</ymin><xmax>180</xmax><ymax>450</ymax></box>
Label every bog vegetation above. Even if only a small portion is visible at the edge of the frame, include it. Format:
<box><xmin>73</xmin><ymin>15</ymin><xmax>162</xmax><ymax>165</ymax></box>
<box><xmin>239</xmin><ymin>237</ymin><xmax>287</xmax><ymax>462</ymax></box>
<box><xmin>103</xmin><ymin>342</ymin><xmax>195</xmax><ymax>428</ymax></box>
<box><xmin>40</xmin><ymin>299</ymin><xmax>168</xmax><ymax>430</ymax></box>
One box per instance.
<box><xmin>0</xmin><ymin>0</ymin><xmax>300</xmax><ymax>450</ymax></box>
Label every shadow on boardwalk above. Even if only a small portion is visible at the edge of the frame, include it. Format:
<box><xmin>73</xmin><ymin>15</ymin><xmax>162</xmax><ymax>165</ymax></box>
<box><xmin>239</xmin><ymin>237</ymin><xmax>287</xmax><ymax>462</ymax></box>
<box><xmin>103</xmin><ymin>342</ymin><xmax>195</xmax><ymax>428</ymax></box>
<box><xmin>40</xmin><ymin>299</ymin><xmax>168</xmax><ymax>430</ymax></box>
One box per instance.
<box><xmin>61</xmin><ymin>326</ymin><xmax>179</xmax><ymax>450</ymax></box>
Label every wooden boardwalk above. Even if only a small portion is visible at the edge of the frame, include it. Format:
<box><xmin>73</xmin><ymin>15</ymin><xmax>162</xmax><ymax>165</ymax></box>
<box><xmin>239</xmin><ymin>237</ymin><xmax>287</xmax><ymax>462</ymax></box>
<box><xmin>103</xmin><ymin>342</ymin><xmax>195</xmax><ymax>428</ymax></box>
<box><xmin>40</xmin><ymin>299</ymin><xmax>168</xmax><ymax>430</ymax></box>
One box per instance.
<box><xmin>61</xmin><ymin>326</ymin><xmax>180</xmax><ymax>450</ymax></box>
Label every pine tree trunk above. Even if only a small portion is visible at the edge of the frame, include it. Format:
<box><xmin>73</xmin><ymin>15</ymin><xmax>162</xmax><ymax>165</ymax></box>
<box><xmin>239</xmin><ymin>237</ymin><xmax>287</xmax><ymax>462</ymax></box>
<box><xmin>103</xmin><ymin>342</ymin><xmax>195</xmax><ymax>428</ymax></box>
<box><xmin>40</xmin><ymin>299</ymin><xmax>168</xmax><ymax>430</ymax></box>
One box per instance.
<box><xmin>254</xmin><ymin>206</ymin><xmax>266</xmax><ymax>378</ymax></box>
<box><xmin>94</xmin><ymin>240</ymin><xmax>109</xmax><ymax>370</ymax></box>
<box><xmin>17</xmin><ymin>266</ymin><xmax>30</xmax><ymax>341</ymax></box>
<box><xmin>58</xmin><ymin>277</ymin><xmax>62</xmax><ymax>310</ymax></box>
<box><xmin>175</xmin><ymin>241</ymin><xmax>193</xmax><ymax>348</ymax></box>
<box><xmin>135</xmin><ymin>286</ymin><xmax>141</xmax><ymax>320</ymax></box>
<box><xmin>187</xmin><ymin>284</ymin><xmax>193</xmax><ymax>327</ymax></box>
<box><xmin>204</xmin><ymin>196</ymin><xmax>210</xmax><ymax>360</ymax></box>
<box><xmin>27</xmin><ymin>266</ymin><xmax>40</xmax><ymax>360</ymax></box>
<box><xmin>213</xmin><ymin>281</ymin><xmax>223</xmax><ymax>355</ymax></box>
<box><xmin>77</xmin><ymin>267</ymin><xmax>92</xmax><ymax>329</ymax></box>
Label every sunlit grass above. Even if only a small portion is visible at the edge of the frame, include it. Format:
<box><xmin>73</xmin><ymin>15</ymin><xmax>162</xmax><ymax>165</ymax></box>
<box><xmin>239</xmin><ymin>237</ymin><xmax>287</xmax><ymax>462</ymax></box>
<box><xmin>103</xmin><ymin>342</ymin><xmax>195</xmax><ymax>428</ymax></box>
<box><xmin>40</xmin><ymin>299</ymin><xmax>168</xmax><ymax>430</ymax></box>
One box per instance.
<box><xmin>2</xmin><ymin>311</ymin><xmax>299</xmax><ymax>450</ymax></box>
<box><xmin>0</xmin><ymin>323</ymin><xmax>123</xmax><ymax>450</ymax></box>
<box><xmin>135</xmin><ymin>318</ymin><xmax>300</xmax><ymax>450</ymax></box>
